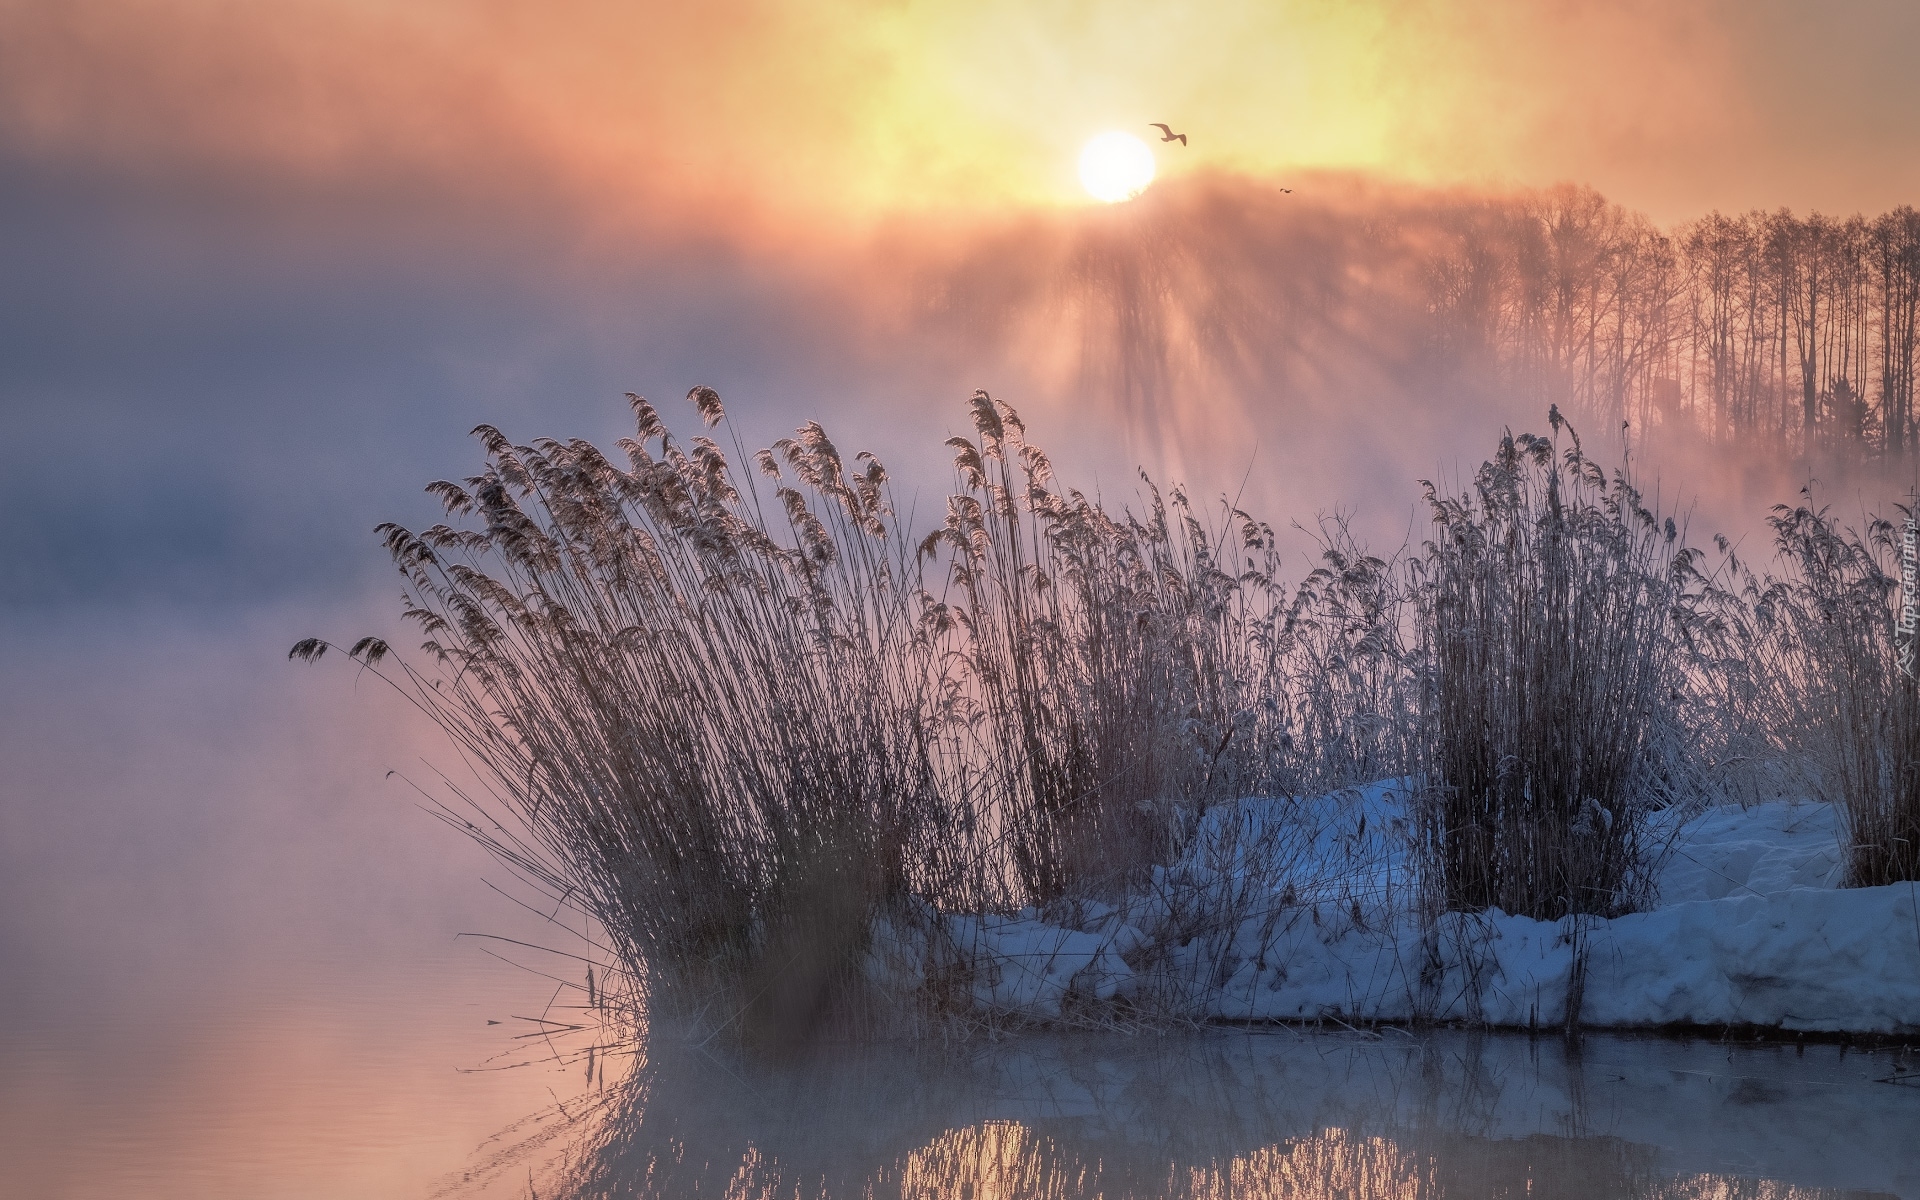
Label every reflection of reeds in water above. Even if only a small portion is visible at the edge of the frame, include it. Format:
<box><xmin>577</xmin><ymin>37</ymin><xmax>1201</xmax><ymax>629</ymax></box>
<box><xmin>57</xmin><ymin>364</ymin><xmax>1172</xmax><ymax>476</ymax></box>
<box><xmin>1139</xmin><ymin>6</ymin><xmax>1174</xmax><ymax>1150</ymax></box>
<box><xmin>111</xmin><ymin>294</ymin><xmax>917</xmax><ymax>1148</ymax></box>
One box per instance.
<box><xmin>897</xmin><ymin>1125</ymin><xmax>1437</xmax><ymax>1200</ymax></box>
<box><xmin>441</xmin><ymin>1032</ymin><xmax>1888</xmax><ymax>1200</ymax></box>
<box><xmin>900</xmin><ymin>1122</ymin><xmax>1079</xmax><ymax>1200</ymax></box>
<box><xmin>1659</xmin><ymin>1179</ymin><xmax>1864</xmax><ymax>1200</ymax></box>
<box><xmin>542</xmin><ymin>1115</ymin><xmax>1858</xmax><ymax>1200</ymax></box>
<box><xmin>493</xmin><ymin>1076</ymin><xmax>1852</xmax><ymax>1200</ymax></box>
<box><xmin>1187</xmin><ymin>1133</ymin><xmax>1422</xmax><ymax>1200</ymax></box>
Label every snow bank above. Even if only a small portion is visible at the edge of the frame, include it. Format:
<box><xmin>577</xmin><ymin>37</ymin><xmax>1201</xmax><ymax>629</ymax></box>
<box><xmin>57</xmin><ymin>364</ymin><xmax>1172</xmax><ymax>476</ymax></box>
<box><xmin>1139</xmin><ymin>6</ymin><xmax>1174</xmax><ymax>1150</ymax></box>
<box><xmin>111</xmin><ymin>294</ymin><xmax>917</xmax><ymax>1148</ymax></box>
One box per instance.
<box><xmin>888</xmin><ymin>788</ymin><xmax>1920</xmax><ymax>1033</ymax></box>
<box><xmin>1199</xmin><ymin>884</ymin><xmax>1920</xmax><ymax>1032</ymax></box>
<box><xmin>1584</xmin><ymin>884</ymin><xmax>1920</xmax><ymax>1030</ymax></box>
<box><xmin>1653</xmin><ymin>800</ymin><xmax>1846</xmax><ymax>902</ymax></box>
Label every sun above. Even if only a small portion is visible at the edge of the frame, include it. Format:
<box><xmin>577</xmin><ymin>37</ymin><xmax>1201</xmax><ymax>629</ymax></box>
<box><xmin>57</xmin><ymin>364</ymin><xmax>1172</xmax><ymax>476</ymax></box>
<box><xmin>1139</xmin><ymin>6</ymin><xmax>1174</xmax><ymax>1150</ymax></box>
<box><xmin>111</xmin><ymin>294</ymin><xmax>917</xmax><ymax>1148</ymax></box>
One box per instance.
<box><xmin>1078</xmin><ymin>131</ymin><xmax>1156</xmax><ymax>203</ymax></box>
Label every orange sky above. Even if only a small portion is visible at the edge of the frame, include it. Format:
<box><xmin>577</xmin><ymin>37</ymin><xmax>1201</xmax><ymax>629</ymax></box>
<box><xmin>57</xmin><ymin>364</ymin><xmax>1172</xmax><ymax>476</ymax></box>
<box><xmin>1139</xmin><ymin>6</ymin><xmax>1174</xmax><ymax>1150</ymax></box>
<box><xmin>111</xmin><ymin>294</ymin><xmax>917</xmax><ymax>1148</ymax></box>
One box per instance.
<box><xmin>3</xmin><ymin>0</ymin><xmax>1917</xmax><ymax>235</ymax></box>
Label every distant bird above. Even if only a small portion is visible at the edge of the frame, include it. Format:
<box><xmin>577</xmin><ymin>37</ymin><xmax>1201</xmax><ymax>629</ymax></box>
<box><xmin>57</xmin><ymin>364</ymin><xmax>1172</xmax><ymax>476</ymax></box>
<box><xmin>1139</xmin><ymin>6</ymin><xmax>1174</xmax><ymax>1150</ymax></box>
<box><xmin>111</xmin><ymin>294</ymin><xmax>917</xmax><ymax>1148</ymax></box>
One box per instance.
<box><xmin>1281</xmin><ymin>188</ymin><xmax>1293</xmax><ymax>194</ymax></box>
<box><xmin>1150</xmin><ymin>123</ymin><xmax>1187</xmax><ymax>146</ymax></box>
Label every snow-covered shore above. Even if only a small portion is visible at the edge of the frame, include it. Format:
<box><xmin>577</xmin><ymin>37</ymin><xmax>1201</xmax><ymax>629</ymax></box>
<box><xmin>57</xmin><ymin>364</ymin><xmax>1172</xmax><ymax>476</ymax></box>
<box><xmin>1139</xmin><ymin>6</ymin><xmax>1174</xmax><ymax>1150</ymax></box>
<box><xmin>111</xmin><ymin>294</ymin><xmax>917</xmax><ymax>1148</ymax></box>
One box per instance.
<box><xmin>875</xmin><ymin>784</ymin><xmax>1920</xmax><ymax>1034</ymax></box>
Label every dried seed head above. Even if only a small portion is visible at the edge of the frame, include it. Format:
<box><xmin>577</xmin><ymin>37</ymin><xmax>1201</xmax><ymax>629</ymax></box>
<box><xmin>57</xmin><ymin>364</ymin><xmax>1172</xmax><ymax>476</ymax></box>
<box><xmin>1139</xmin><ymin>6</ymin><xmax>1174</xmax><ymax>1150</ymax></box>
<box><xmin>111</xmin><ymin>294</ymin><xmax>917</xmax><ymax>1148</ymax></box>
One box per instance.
<box><xmin>687</xmin><ymin>385</ymin><xmax>725</xmax><ymax>428</ymax></box>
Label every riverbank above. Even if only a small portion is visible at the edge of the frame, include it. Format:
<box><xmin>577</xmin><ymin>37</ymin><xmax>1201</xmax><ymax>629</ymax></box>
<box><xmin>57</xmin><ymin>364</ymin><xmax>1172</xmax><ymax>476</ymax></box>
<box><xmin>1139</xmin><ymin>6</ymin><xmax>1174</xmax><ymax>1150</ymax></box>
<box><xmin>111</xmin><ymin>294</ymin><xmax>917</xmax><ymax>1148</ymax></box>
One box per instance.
<box><xmin>874</xmin><ymin>785</ymin><xmax>1920</xmax><ymax>1035</ymax></box>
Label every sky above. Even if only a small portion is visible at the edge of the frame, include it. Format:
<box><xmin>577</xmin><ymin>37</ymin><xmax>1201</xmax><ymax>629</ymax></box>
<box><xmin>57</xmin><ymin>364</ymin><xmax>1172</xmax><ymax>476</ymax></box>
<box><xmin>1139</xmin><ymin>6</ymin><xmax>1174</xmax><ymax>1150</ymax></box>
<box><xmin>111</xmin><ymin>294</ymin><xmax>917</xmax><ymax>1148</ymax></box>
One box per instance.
<box><xmin>3</xmin><ymin>2</ymin><xmax>1919</xmax><ymax>1160</ymax></box>
<box><xmin>8</xmin><ymin>0</ymin><xmax>1920</xmax><ymax>229</ymax></box>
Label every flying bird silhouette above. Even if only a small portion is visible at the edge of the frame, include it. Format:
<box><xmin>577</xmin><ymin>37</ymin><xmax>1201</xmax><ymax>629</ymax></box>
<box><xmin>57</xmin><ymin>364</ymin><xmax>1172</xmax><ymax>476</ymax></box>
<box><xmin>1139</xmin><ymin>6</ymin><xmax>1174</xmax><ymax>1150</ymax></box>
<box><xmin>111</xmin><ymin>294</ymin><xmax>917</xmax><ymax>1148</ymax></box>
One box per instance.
<box><xmin>1149</xmin><ymin>123</ymin><xmax>1187</xmax><ymax>146</ymax></box>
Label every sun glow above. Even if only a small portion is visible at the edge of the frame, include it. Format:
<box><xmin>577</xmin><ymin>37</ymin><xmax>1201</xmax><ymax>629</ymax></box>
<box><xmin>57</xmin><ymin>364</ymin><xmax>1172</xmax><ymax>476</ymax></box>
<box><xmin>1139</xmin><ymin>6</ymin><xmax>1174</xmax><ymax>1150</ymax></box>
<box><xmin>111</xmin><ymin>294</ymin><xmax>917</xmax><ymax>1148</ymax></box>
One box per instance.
<box><xmin>1078</xmin><ymin>131</ymin><xmax>1156</xmax><ymax>203</ymax></box>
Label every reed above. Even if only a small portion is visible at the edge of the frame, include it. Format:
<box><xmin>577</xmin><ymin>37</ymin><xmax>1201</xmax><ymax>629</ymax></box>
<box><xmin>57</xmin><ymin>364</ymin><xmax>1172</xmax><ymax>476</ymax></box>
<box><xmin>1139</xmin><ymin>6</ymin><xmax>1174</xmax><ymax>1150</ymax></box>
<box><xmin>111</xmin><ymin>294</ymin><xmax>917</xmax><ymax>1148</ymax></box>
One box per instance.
<box><xmin>296</xmin><ymin>386</ymin><xmax>1920</xmax><ymax>1043</ymax></box>
<box><xmin>295</xmin><ymin>388</ymin><xmax>1422</xmax><ymax>1041</ymax></box>
<box><xmin>309</xmin><ymin>389</ymin><xmax>1872</xmax><ymax>1037</ymax></box>
<box><xmin>918</xmin><ymin>396</ymin><xmax>1414</xmax><ymax>905</ymax></box>
<box><xmin>1412</xmin><ymin>410</ymin><xmax>1689</xmax><ymax>921</ymax></box>
<box><xmin>298</xmin><ymin>389</ymin><xmax>981</xmax><ymax>1045</ymax></box>
<box><xmin>1698</xmin><ymin>496</ymin><xmax>1920</xmax><ymax>887</ymax></box>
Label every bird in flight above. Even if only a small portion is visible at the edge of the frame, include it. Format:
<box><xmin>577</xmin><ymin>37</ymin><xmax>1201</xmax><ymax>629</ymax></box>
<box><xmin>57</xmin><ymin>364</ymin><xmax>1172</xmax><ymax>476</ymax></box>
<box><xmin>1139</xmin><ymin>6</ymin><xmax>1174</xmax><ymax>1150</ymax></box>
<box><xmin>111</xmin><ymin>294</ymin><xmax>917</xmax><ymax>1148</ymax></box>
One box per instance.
<box><xmin>1150</xmin><ymin>123</ymin><xmax>1187</xmax><ymax>146</ymax></box>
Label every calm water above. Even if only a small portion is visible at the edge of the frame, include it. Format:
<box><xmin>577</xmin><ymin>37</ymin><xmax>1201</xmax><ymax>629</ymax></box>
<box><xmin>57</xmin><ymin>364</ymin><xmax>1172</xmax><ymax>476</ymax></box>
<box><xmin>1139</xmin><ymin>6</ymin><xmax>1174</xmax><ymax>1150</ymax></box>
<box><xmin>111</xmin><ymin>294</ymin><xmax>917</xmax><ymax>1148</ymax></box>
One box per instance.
<box><xmin>453</xmin><ymin>1024</ymin><xmax>1920</xmax><ymax>1199</ymax></box>
<box><xmin>12</xmin><ymin>968</ymin><xmax>1913</xmax><ymax>1200</ymax></box>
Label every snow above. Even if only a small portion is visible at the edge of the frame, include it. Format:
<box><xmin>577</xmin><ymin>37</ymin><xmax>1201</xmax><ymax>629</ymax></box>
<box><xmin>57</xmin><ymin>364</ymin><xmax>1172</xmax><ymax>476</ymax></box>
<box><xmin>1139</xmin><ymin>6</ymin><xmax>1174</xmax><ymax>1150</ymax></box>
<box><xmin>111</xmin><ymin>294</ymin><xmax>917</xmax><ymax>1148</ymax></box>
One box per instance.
<box><xmin>885</xmin><ymin>787</ymin><xmax>1920</xmax><ymax>1033</ymax></box>
<box><xmin>1652</xmin><ymin>800</ymin><xmax>1847</xmax><ymax>902</ymax></box>
<box><xmin>940</xmin><ymin>912</ymin><xmax>1134</xmax><ymax>1019</ymax></box>
<box><xmin>1185</xmin><ymin>779</ymin><xmax>1418</xmax><ymax>913</ymax></box>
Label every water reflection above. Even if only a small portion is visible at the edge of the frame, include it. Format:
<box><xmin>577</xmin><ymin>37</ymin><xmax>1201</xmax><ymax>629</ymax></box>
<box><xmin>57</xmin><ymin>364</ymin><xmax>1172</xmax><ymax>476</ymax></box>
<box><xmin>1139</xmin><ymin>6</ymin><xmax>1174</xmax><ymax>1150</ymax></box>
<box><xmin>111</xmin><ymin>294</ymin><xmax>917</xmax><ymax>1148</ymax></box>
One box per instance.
<box><xmin>455</xmin><ymin>1029</ymin><xmax>1915</xmax><ymax>1199</ymax></box>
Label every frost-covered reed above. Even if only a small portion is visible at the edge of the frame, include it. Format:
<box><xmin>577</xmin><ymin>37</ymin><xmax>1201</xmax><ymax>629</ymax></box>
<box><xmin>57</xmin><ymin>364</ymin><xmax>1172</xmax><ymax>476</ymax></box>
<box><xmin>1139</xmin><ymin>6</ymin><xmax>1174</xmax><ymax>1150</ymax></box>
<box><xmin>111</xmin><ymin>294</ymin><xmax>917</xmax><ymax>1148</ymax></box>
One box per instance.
<box><xmin>1691</xmin><ymin>496</ymin><xmax>1920</xmax><ymax>888</ymax></box>
<box><xmin>295</xmin><ymin>390</ymin><xmax>1919</xmax><ymax>1045</ymax></box>
<box><xmin>296</xmin><ymin>388</ymin><xmax>1410</xmax><ymax>1042</ymax></box>
<box><xmin>1412</xmin><ymin>409</ymin><xmax>1695</xmax><ymax>921</ymax></box>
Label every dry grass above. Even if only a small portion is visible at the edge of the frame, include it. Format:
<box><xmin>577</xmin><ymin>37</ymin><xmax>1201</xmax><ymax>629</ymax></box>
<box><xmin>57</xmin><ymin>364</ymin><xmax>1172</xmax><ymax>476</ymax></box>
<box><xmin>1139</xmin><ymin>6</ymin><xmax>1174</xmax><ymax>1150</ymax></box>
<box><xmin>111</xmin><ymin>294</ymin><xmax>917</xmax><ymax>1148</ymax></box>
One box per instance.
<box><xmin>307</xmin><ymin>390</ymin><xmax>1920</xmax><ymax>1042</ymax></box>
<box><xmin>1692</xmin><ymin>495</ymin><xmax>1920</xmax><ymax>887</ymax></box>
<box><xmin>917</xmin><ymin>396</ymin><xmax>1413</xmax><ymax>906</ymax></box>
<box><xmin>295</xmin><ymin>388</ymin><xmax>1416</xmax><ymax>1043</ymax></box>
<box><xmin>1412</xmin><ymin>409</ymin><xmax>1692</xmax><ymax>921</ymax></box>
<box><xmin>298</xmin><ymin>389</ymin><xmax>979</xmax><ymax>1047</ymax></box>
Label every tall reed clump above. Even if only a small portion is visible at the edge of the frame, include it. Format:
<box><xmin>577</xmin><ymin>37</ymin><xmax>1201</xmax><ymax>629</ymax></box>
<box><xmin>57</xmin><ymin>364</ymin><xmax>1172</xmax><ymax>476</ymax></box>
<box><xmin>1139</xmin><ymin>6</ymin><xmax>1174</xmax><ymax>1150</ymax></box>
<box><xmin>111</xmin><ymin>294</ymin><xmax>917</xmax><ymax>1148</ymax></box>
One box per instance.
<box><xmin>1704</xmin><ymin>497</ymin><xmax>1920</xmax><ymax>887</ymax></box>
<box><xmin>298</xmin><ymin>389</ymin><xmax>991</xmax><ymax>1045</ymax></box>
<box><xmin>925</xmin><ymin>400</ymin><xmax>1256</xmax><ymax>903</ymax></box>
<box><xmin>1414</xmin><ymin>410</ymin><xmax>1692</xmax><ymax>921</ymax></box>
<box><xmin>916</xmin><ymin>397</ymin><xmax>1197</xmax><ymax>904</ymax></box>
<box><xmin>296</xmin><ymin>387</ymin><xmax>1421</xmax><ymax>1040</ymax></box>
<box><xmin>919</xmin><ymin>395</ymin><xmax>1416</xmax><ymax>904</ymax></box>
<box><xmin>1276</xmin><ymin>520</ymin><xmax>1419</xmax><ymax>795</ymax></box>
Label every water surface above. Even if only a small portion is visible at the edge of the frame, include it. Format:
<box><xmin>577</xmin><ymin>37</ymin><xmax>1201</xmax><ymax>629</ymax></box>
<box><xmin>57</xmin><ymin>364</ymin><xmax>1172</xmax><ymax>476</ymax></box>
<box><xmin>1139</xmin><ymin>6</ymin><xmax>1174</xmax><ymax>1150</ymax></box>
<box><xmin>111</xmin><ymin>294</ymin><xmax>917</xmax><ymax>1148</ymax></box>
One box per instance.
<box><xmin>447</xmin><ymin>1024</ymin><xmax>1920</xmax><ymax>1199</ymax></box>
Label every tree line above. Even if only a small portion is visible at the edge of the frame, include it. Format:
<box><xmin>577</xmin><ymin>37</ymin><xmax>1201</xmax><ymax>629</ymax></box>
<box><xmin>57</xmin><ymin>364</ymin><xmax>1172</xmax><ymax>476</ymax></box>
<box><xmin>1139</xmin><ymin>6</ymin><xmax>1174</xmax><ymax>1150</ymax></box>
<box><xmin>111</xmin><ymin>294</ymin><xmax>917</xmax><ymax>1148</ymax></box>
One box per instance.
<box><xmin>1421</xmin><ymin>187</ymin><xmax>1920</xmax><ymax>463</ymax></box>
